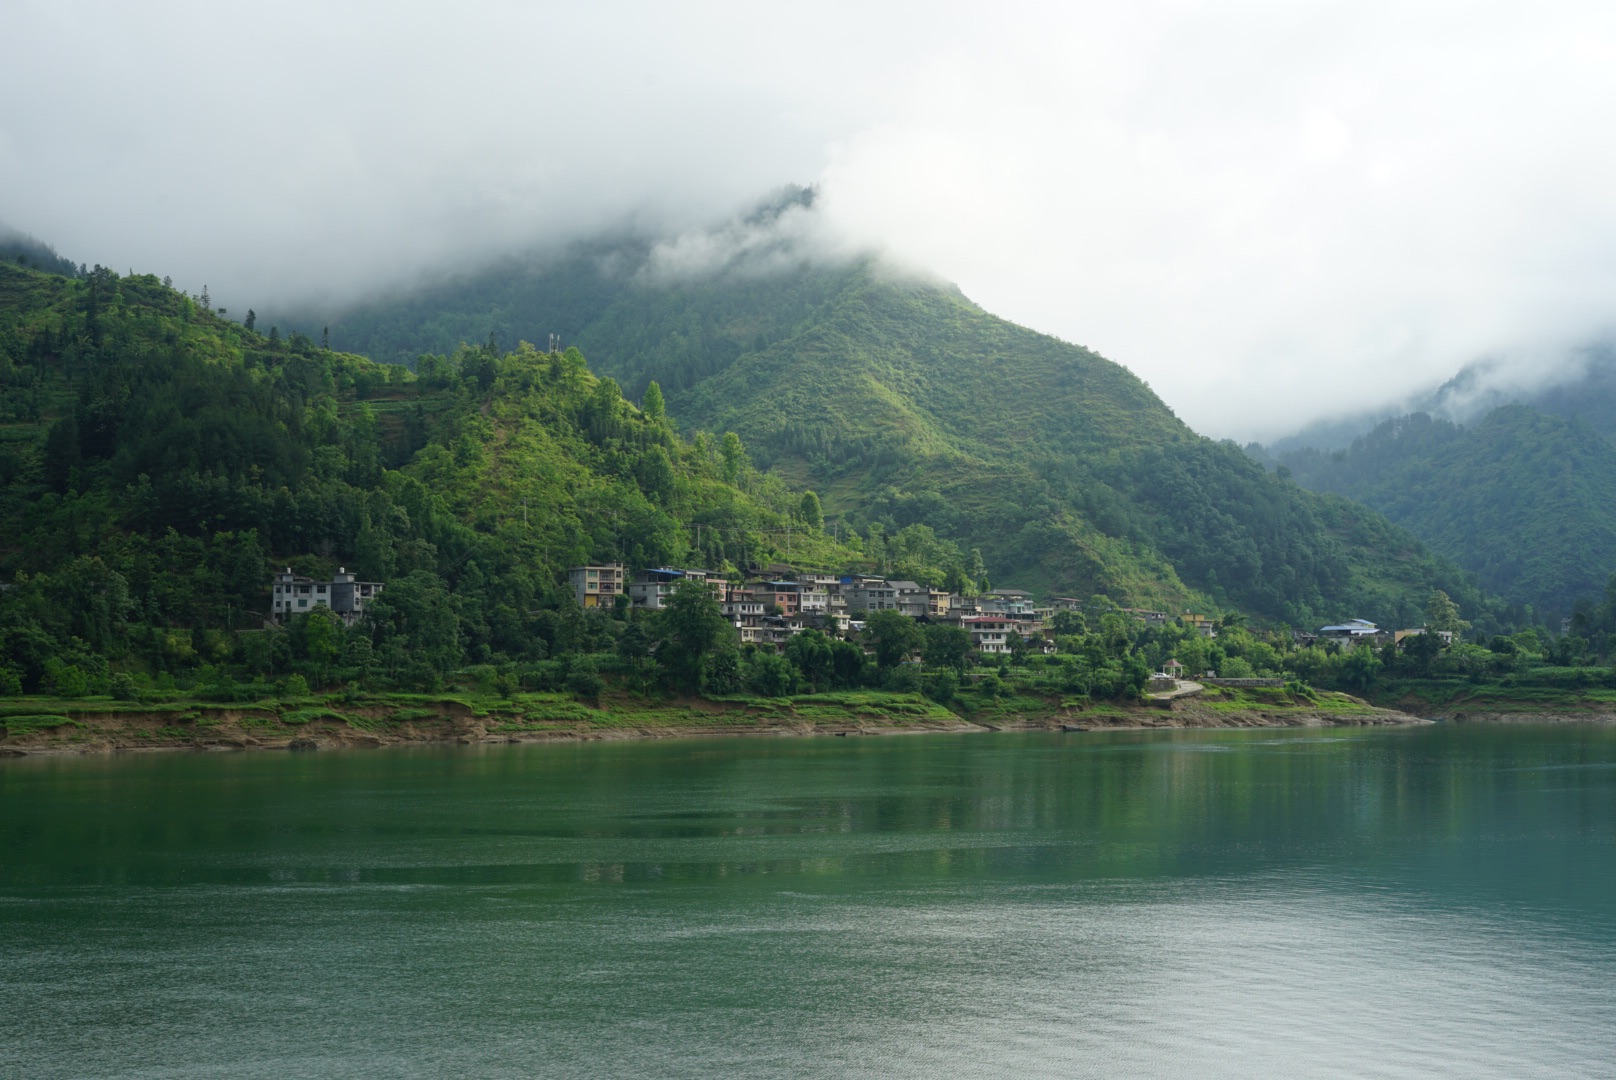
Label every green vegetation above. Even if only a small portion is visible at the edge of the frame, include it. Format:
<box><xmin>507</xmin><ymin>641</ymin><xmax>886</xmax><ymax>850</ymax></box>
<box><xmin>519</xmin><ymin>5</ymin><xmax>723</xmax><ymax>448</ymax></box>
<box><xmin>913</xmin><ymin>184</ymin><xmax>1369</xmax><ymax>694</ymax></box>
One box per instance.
<box><xmin>1262</xmin><ymin>406</ymin><xmax>1616</xmax><ymax>615</ymax></box>
<box><xmin>298</xmin><ymin>195</ymin><xmax>1489</xmax><ymax>631</ymax></box>
<box><xmin>0</xmin><ymin>259</ymin><xmax>864</xmax><ymax>699</ymax></box>
<box><xmin>8</xmin><ymin>228</ymin><xmax>1603</xmax><ymax>731</ymax></box>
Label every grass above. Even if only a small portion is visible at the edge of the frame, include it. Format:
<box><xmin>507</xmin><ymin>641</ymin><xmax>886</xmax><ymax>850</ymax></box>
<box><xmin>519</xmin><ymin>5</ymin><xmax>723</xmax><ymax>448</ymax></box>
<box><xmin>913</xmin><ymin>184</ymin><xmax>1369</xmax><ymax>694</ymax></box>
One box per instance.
<box><xmin>1</xmin><ymin>714</ymin><xmax>85</xmax><ymax>736</ymax></box>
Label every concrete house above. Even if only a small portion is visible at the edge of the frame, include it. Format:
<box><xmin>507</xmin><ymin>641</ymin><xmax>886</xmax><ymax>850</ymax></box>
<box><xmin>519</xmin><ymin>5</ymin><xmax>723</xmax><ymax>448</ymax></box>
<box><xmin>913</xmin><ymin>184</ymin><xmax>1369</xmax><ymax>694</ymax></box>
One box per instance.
<box><xmin>961</xmin><ymin>614</ymin><xmax>1017</xmax><ymax>654</ymax></box>
<box><xmin>568</xmin><ymin>564</ymin><xmax>625</xmax><ymax>609</ymax></box>
<box><xmin>887</xmin><ymin>581</ymin><xmax>951</xmax><ymax>619</ymax></box>
<box><xmin>628</xmin><ymin>568</ymin><xmax>721</xmax><ymax>611</ymax></box>
<box><xmin>271</xmin><ymin>567</ymin><xmax>382</xmax><ymax>624</ymax></box>
<box><xmin>1319</xmin><ymin>619</ymin><xmax>1387</xmax><ymax>649</ymax></box>
<box><xmin>843</xmin><ymin>579</ymin><xmax>898</xmax><ymax>614</ymax></box>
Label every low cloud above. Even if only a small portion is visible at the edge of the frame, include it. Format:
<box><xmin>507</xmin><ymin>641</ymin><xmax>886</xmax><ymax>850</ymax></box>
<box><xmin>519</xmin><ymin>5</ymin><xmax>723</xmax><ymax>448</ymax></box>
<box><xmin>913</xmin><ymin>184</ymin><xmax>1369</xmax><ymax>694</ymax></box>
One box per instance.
<box><xmin>7</xmin><ymin>2</ymin><xmax>1616</xmax><ymax>439</ymax></box>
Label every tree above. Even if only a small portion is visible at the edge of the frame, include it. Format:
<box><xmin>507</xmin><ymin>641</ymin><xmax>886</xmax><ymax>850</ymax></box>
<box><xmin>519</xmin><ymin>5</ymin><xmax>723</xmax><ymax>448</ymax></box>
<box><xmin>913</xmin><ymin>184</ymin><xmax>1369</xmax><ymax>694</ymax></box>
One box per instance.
<box><xmin>1342</xmin><ymin>643</ymin><xmax>1381</xmax><ymax>693</ymax></box>
<box><xmin>829</xmin><ymin>639</ymin><xmax>867</xmax><ymax>688</ymax></box>
<box><xmin>783</xmin><ymin>628</ymin><xmax>834</xmax><ymax>691</ymax></box>
<box><xmin>969</xmin><ymin>549</ymin><xmax>988</xmax><ymax>594</ymax></box>
<box><xmin>746</xmin><ymin>651</ymin><xmax>797</xmax><ymax>696</ymax></box>
<box><xmin>720</xmin><ymin>431</ymin><xmax>746</xmax><ymax>483</ymax></box>
<box><xmin>799</xmin><ymin>490</ymin><xmax>823</xmax><ymax>529</ymax></box>
<box><xmin>244</xmin><ymin>309</ymin><xmax>256</xmax><ymax>332</ymax></box>
<box><xmin>643</xmin><ymin>380</ymin><xmax>665</xmax><ymax>421</ymax></box>
<box><xmin>1402</xmin><ymin>628</ymin><xmax>1442</xmax><ymax>676</ymax></box>
<box><xmin>922</xmin><ymin>623</ymin><xmax>972</xmax><ymax>674</ymax></box>
<box><xmin>863</xmin><ymin>610</ymin><xmax>922</xmax><ymax>670</ymax></box>
<box><xmin>655</xmin><ymin>579</ymin><xmax>730</xmax><ymax>694</ymax></box>
<box><xmin>42</xmin><ymin>413</ymin><xmax>79</xmax><ymax>494</ymax></box>
<box><xmin>296</xmin><ymin>607</ymin><xmax>346</xmax><ymax>685</ymax></box>
<box><xmin>636</xmin><ymin>446</ymin><xmax>676</xmax><ymax>504</ymax></box>
<box><xmin>1424</xmin><ymin>590</ymin><xmax>1470</xmax><ymax>639</ymax></box>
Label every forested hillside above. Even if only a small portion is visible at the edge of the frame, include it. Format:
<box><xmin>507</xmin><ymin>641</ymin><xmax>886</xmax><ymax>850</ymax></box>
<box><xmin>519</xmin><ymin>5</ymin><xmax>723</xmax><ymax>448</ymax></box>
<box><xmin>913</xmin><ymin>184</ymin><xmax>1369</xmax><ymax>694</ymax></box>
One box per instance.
<box><xmin>299</xmin><ymin>205</ymin><xmax>1490</xmax><ymax>631</ymax></box>
<box><xmin>0</xmin><ymin>261</ymin><xmax>874</xmax><ymax>693</ymax></box>
<box><xmin>1260</xmin><ymin>406</ymin><xmax>1616</xmax><ymax>615</ymax></box>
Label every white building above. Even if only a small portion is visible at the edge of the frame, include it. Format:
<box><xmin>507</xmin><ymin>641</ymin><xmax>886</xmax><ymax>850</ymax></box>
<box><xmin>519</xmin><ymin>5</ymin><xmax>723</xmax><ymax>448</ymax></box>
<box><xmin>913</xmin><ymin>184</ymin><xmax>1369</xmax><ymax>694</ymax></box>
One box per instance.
<box><xmin>271</xmin><ymin>567</ymin><xmax>383</xmax><ymax>624</ymax></box>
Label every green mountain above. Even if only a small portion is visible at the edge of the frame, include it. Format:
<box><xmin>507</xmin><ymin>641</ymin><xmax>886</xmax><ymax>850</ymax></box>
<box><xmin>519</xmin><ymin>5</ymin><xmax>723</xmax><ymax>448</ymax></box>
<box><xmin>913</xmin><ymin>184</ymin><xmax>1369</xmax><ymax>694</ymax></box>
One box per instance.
<box><xmin>0</xmin><ymin>260</ymin><xmax>869</xmax><ymax>692</ymax></box>
<box><xmin>1261</xmin><ymin>405</ymin><xmax>1616</xmax><ymax>615</ymax></box>
<box><xmin>293</xmin><ymin>202</ymin><xmax>1489</xmax><ymax>631</ymax></box>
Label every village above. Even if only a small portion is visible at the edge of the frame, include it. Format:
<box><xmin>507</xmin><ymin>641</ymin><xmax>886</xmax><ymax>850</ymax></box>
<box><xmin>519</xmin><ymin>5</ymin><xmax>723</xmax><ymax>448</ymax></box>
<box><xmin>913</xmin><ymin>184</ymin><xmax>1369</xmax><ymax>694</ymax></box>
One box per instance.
<box><xmin>264</xmin><ymin>562</ymin><xmax>1449</xmax><ymax>671</ymax></box>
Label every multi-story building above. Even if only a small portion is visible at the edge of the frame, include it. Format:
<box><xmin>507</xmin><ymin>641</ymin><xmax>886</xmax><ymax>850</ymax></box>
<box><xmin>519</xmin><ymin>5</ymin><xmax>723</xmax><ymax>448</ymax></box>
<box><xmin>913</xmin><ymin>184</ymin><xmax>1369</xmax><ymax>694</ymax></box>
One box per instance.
<box><xmin>1182</xmin><ymin>613</ymin><xmax>1220</xmax><ymax>638</ymax></box>
<box><xmin>722</xmin><ymin>586</ymin><xmax>766</xmax><ymax>644</ymax></box>
<box><xmin>749</xmin><ymin>580</ymin><xmax>804</xmax><ymax>617</ymax></box>
<box><xmin>978</xmin><ymin>588</ymin><xmax>1038</xmax><ymax>619</ymax></box>
<box><xmin>628</xmin><ymin>567</ymin><xmax>721</xmax><ymax>610</ymax></box>
<box><xmin>757</xmin><ymin>614</ymin><xmax>807</xmax><ymax>650</ymax></box>
<box><xmin>889</xmin><ymin>581</ymin><xmax>951</xmax><ymax>619</ymax></box>
<box><xmin>568</xmin><ymin>563</ymin><xmax>626</xmax><ymax>609</ymax></box>
<box><xmin>271</xmin><ymin>567</ymin><xmax>383</xmax><ymax>624</ymax></box>
<box><xmin>961</xmin><ymin>615</ymin><xmax>1016</xmax><ymax>654</ymax></box>
<box><xmin>843</xmin><ymin>580</ymin><xmax>898</xmax><ymax>614</ymax></box>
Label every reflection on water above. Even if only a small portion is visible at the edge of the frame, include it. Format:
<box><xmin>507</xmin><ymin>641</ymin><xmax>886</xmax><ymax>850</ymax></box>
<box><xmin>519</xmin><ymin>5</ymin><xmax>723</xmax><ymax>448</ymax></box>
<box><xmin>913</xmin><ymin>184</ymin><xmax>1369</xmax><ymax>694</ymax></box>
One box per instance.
<box><xmin>2</xmin><ymin>725</ymin><xmax>1614</xmax><ymax>1078</ymax></box>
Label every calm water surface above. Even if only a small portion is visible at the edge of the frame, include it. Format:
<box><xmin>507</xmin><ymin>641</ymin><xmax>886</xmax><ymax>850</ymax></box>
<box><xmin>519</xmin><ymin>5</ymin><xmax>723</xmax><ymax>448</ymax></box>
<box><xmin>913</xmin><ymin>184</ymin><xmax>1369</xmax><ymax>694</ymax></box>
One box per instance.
<box><xmin>3</xmin><ymin>725</ymin><xmax>1615</xmax><ymax>1078</ymax></box>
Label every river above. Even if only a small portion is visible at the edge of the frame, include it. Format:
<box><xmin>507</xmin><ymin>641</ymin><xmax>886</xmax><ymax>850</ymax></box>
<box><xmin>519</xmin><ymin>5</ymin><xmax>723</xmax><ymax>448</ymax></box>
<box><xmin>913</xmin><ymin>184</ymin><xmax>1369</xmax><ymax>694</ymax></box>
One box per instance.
<box><xmin>3</xmin><ymin>725</ymin><xmax>1614</xmax><ymax>1078</ymax></box>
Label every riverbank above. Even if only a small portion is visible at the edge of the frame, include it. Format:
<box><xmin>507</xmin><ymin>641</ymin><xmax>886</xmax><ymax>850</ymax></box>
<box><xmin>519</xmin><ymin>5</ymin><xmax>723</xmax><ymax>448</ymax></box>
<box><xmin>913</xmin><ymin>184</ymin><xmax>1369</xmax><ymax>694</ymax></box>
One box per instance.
<box><xmin>0</xmin><ymin>687</ymin><xmax>1427</xmax><ymax>756</ymax></box>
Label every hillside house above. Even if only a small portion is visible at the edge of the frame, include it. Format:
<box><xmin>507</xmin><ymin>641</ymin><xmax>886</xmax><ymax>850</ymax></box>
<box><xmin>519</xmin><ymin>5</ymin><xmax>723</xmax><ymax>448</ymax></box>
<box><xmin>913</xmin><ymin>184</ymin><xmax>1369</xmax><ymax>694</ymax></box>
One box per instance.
<box><xmin>844</xmin><ymin>580</ymin><xmax>898</xmax><ymax>613</ymax></box>
<box><xmin>1394</xmin><ymin>628</ymin><xmax>1455</xmax><ymax>649</ymax></box>
<box><xmin>749</xmin><ymin>580</ymin><xmax>804</xmax><ymax>616</ymax></box>
<box><xmin>628</xmin><ymin>567</ymin><xmax>721</xmax><ymax>610</ymax></box>
<box><xmin>271</xmin><ymin>567</ymin><xmax>383</xmax><ymax>625</ymax></box>
<box><xmin>889</xmin><ymin>580</ymin><xmax>951</xmax><ymax>619</ymax></box>
<box><xmin>1319</xmin><ymin>619</ymin><xmax>1387</xmax><ymax>650</ymax></box>
<box><xmin>723</xmin><ymin>587</ymin><xmax>766</xmax><ymax>644</ymax></box>
<box><xmin>568</xmin><ymin>564</ymin><xmax>625</xmax><ymax>609</ymax></box>
<box><xmin>961</xmin><ymin>615</ymin><xmax>1016</xmax><ymax>655</ymax></box>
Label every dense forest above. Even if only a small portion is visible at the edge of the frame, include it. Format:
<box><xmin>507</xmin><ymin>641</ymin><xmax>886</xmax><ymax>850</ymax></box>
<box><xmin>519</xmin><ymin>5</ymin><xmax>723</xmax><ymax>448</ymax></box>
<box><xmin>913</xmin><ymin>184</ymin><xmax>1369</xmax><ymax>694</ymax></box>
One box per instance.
<box><xmin>0</xmin><ymin>261</ymin><xmax>921</xmax><ymax>699</ymax></box>
<box><xmin>290</xmin><ymin>192</ymin><xmax>1491</xmax><ymax>632</ymax></box>
<box><xmin>1257</xmin><ymin>406</ymin><xmax>1616</xmax><ymax>615</ymax></box>
<box><xmin>0</xmin><ymin>246</ymin><xmax>1602</xmax><ymax>716</ymax></box>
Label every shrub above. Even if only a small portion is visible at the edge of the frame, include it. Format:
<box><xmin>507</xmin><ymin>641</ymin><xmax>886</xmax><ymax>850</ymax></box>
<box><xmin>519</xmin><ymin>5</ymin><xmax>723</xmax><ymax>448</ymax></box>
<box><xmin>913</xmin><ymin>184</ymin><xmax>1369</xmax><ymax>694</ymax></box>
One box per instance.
<box><xmin>883</xmin><ymin>665</ymin><xmax>922</xmax><ymax>694</ymax></box>
<box><xmin>745</xmin><ymin>652</ymin><xmax>797</xmax><ymax>697</ymax></box>
<box><xmin>281</xmin><ymin>674</ymin><xmax>311</xmax><ymax>698</ymax></box>
<box><xmin>44</xmin><ymin>662</ymin><xmax>89</xmax><ymax>698</ymax></box>
<box><xmin>924</xmin><ymin>670</ymin><xmax>958</xmax><ymax>705</ymax></box>
<box><xmin>566</xmin><ymin>667</ymin><xmax>604</xmax><ymax>700</ymax></box>
<box><xmin>109</xmin><ymin>673</ymin><xmax>139</xmax><ymax>701</ymax></box>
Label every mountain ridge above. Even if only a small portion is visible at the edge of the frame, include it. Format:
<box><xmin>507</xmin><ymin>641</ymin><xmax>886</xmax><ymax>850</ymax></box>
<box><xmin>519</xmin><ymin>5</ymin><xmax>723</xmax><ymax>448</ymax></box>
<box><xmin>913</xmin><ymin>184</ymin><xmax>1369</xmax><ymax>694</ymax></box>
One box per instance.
<box><xmin>287</xmin><ymin>213</ymin><xmax>1493</xmax><ymax>632</ymax></box>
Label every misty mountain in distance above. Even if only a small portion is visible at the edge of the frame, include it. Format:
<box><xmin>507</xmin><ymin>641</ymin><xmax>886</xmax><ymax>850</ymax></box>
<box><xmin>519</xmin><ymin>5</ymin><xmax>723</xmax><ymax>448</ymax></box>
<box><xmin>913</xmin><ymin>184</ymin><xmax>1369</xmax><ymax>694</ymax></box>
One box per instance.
<box><xmin>285</xmin><ymin>190</ymin><xmax>1487</xmax><ymax>631</ymax></box>
<box><xmin>1268</xmin><ymin>342</ymin><xmax>1616</xmax><ymax>453</ymax></box>
<box><xmin>0</xmin><ymin>223</ymin><xmax>78</xmax><ymax>279</ymax></box>
<box><xmin>1259</xmin><ymin>407</ymin><xmax>1616</xmax><ymax>615</ymax></box>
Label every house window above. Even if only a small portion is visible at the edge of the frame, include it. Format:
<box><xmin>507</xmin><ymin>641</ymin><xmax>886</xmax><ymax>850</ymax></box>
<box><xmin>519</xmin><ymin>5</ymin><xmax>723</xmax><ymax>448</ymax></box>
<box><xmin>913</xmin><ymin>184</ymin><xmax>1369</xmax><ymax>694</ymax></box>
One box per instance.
<box><xmin>298</xmin><ymin>599</ymin><xmax>308</xmax><ymax>607</ymax></box>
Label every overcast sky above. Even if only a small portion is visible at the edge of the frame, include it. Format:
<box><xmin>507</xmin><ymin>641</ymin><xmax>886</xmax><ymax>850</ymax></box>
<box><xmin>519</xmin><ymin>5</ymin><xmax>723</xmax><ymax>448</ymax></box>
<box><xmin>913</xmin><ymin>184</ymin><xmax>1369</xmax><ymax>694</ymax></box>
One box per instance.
<box><xmin>6</xmin><ymin>1</ymin><xmax>1616</xmax><ymax>440</ymax></box>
